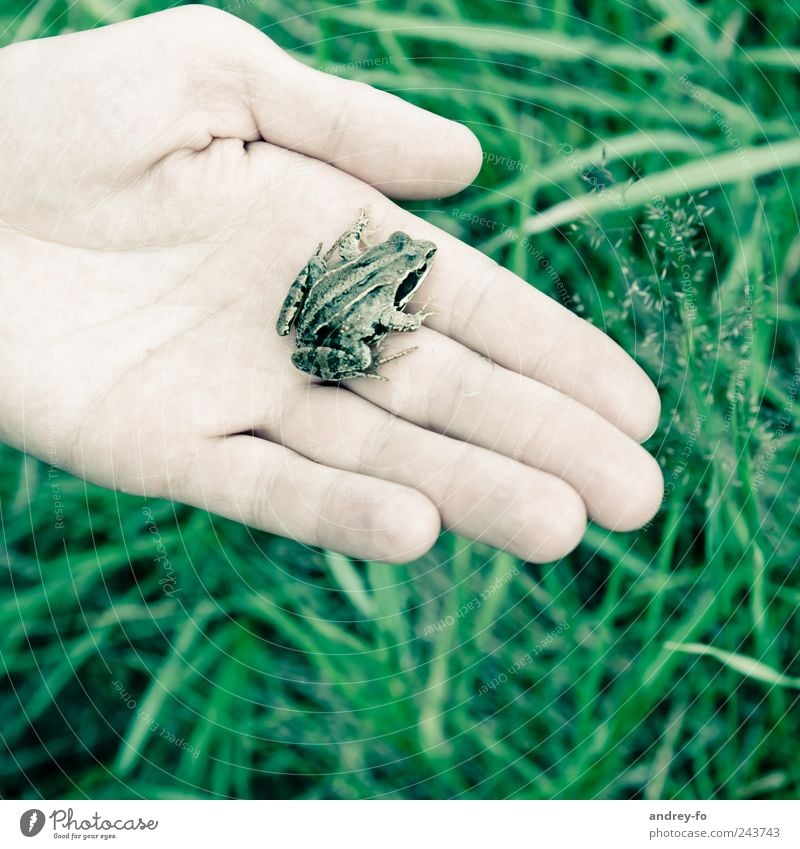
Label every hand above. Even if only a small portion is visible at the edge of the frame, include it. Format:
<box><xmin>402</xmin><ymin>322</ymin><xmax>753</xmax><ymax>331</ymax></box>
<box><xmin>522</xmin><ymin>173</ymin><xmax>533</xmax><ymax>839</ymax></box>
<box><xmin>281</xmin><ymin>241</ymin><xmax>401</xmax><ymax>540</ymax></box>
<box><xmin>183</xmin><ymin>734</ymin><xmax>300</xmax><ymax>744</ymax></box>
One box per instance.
<box><xmin>0</xmin><ymin>6</ymin><xmax>662</xmax><ymax>563</ymax></box>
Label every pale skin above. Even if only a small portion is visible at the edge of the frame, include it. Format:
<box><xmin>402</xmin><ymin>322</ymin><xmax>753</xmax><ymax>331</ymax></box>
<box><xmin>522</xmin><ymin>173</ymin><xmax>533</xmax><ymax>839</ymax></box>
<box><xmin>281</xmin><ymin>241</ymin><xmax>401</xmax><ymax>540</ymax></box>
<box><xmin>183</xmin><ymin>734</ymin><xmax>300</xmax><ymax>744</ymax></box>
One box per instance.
<box><xmin>0</xmin><ymin>6</ymin><xmax>663</xmax><ymax>564</ymax></box>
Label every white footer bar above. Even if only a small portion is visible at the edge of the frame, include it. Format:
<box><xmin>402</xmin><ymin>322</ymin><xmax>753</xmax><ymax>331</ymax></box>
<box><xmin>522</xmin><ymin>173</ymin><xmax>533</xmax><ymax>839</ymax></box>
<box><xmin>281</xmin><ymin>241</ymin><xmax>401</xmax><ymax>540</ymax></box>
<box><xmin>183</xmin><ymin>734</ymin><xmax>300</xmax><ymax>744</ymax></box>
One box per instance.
<box><xmin>2</xmin><ymin>800</ymin><xmax>797</xmax><ymax>848</ymax></box>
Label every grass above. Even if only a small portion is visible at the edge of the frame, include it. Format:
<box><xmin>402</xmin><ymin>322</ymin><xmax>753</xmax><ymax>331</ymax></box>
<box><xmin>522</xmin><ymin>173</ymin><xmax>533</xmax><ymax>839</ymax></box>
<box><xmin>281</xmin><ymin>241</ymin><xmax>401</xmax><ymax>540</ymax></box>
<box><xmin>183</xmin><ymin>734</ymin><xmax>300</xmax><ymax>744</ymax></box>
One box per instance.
<box><xmin>1</xmin><ymin>0</ymin><xmax>799</xmax><ymax>799</ymax></box>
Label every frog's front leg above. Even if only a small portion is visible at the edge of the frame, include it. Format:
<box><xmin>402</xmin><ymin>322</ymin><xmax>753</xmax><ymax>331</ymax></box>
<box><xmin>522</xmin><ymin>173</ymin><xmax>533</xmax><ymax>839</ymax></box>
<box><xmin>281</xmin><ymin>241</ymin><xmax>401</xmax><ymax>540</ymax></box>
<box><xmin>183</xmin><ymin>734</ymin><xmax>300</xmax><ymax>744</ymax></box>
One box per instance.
<box><xmin>292</xmin><ymin>341</ymin><xmax>383</xmax><ymax>382</ymax></box>
<box><xmin>324</xmin><ymin>208</ymin><xmax>370</xmax><ymax>263</ymax></box>
<box><xmin>381</xmin><ymin>305</ymin><xmax>432</xmax><ymax>333</ymax></box>
<box><xmin>276</xmin><ymin>244</ymin><xmax>326</xmax><ymax>335</ymax></box>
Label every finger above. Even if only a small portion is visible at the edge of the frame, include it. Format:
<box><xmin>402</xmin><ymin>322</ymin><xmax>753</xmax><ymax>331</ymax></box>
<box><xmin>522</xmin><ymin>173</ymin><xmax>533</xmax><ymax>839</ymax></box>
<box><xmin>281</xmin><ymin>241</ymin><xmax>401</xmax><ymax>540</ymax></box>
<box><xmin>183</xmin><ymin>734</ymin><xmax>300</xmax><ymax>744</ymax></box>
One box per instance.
<box><xmin>201</xmin><ymin>7</ymin><xmax>483</xmax><ymax>198</ymax></box>
<box><xmin>65</xmin><ymin>6</ymin><xmax>481</xmax><ymax>198</ymax></box>
<box><xmin>346</xmin><ymin>328</ymin><xmax>664</xmax><ymax>531</ymax></box>
<box><xmin>259</xmin><ymin>386</ymin><xmax>588</xmax><ymax>563</ymax></box>
<box><xmin>179</xmin><ymin>435</ymin><xmax>441</xmax><ymax>563</ymax></box>
<box><xmin>368</xmin><ymin>205</ymin><xmax>662</xmax><ymax>441</ymax></box>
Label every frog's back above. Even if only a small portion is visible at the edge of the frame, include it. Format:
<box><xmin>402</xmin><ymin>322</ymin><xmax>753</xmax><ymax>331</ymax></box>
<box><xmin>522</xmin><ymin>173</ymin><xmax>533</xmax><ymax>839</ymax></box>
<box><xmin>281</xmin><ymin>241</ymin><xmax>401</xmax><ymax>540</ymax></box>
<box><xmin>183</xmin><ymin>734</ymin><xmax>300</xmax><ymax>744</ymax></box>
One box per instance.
<box><xmin>297</xmin><ymin>251</ymin><xmax>392</xmax><ymax>337</ymax></box>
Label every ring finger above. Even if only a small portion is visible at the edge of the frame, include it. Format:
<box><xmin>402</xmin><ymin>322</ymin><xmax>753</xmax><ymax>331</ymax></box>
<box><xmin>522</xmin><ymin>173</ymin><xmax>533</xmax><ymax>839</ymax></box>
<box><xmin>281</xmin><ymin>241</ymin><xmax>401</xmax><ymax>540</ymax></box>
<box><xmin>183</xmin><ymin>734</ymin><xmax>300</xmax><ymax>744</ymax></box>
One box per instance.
<box><xmin>259</xmin><ymin>385</ymin><xmax>588</xmax><ymax>563</ymax></box>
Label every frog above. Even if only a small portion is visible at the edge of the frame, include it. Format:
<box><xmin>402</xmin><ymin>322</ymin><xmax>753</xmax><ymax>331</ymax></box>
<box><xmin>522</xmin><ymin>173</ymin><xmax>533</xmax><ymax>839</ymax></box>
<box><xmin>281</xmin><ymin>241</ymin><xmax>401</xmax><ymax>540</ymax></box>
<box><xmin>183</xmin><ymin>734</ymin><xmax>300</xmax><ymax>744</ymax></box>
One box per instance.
<box><xmin>276</xmin><ymin>208</ymin><xmax>437</xmax><ymax>381</ymax></box>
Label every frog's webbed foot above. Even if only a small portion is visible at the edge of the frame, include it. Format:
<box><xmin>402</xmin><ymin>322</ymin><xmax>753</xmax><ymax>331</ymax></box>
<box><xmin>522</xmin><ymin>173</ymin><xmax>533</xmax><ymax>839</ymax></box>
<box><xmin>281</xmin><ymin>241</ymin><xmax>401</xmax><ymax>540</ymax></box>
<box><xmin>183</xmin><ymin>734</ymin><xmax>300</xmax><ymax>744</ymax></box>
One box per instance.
<box><xmin>324</xmin><ymin>208</ymin><xmax>371</xmax><ymax>263</ymax></box>
<box><xmin>411</xmin><ymin>296</ymin><xmax>438</xmax><ymax>324</ymax></box>
<box><xmin>346</xmin><ymin>371</ymin><xmax>389</xmax><ymax>382</ymax></box>
<box><xmin>291</xmin><ymin>340</ymin><xmax>415</xmax><ymax>382</ymax></box>
<box><xmin>373</xmin><ymin>346</ymin><xmax>418</xmax><ymax>368</ymax></box>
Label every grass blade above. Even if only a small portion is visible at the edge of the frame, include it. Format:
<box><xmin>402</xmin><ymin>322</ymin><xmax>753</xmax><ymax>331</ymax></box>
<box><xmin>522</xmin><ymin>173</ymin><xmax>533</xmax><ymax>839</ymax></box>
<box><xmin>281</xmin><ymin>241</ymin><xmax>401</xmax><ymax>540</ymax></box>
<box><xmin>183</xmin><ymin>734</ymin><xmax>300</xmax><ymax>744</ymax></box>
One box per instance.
<box><xmin>664</xmin><ymin>641</ymin><xmax>800</xmax><ymax>689</ymax></box>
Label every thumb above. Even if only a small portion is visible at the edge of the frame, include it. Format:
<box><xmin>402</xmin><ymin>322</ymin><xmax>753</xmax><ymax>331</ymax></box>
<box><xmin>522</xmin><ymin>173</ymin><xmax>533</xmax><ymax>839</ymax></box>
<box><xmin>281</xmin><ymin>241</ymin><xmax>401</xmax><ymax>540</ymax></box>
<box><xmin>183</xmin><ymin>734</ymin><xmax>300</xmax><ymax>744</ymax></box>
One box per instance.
<box><xmin>183</xmin><ymin>5</ymin><xmax>484</xmax><ymax>199</ymax></box>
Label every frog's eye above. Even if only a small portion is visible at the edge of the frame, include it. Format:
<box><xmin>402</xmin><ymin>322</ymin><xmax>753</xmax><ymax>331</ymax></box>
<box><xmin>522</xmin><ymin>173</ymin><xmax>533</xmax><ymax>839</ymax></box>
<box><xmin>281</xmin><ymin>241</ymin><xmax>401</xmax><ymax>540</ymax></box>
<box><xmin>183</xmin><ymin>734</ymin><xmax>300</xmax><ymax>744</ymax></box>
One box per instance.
<box><xmin>389</xmin><ymin>231</ymin><xmax>409</xmax><ymax>246</ymax></box>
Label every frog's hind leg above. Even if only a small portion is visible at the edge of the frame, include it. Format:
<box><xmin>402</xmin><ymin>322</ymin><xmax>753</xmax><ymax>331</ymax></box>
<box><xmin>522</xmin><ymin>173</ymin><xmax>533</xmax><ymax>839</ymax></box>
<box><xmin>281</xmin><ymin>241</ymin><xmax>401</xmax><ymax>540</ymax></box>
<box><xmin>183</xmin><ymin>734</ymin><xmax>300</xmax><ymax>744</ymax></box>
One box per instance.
<box><xmin>356</xmin><ymin>346</ymin><xmax>417</xmax><ymax>381</ymax></box>
<box><xmin>292</xmin><ymin>342</ymin><xmax>375</xmax><ymax>382</ymax></box>
<box><xmin>324</xmin><ymin>208</ymin><xmax>371</xmax><ymax>263</ymax></box>
<box><xmin>276</xmin><ymin>244</ymin><xmax>325</xmax><ymax>335</ymax></box>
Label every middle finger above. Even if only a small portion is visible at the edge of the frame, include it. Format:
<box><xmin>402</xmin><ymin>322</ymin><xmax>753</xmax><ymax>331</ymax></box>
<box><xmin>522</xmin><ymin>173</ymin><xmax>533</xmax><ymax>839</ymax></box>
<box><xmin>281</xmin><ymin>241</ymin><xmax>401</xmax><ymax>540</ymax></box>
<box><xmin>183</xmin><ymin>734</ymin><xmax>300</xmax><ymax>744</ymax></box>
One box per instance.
<box><xmin>347</xmin><ymin>327</ymin><xmax>664</xmax><ymax>531</ymax></box>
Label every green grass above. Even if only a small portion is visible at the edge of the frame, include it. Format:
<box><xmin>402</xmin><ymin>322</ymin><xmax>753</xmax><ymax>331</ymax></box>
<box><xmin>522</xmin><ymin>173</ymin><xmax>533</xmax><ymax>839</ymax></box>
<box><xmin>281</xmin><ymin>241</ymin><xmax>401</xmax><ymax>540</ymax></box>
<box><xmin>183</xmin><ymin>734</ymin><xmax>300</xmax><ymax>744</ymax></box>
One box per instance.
<box><xmin>1</xmin><ymin>0</ymin><xmax>799</xmax><ymax>799</ymax></box>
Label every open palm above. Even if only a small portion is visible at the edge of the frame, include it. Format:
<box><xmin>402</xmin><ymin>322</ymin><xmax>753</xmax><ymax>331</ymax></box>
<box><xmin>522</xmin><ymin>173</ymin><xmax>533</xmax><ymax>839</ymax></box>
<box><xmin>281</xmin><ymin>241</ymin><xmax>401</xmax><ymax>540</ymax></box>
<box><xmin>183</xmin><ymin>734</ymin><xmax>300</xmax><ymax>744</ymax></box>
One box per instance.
<box><xmin>0</xmin><ymin>6</ymin><xmax>662</xmax><ymax>563</ymax></box>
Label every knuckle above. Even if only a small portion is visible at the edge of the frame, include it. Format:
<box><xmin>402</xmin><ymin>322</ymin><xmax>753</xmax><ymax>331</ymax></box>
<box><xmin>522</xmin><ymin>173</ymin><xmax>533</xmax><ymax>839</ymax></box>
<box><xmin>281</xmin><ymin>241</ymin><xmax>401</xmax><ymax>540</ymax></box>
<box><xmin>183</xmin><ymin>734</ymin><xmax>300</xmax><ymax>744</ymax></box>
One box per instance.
<box><xmin>510</xmin><ymin>393</ymin><xmax>557</xmax><ymax>463</ymax></box>
<box><xmin>175</xmin><ymin>4</ymin><xmax>236</xmax><ymax>28</ymax></box>
<box><xmin>448</xmin><ymin>255</ymin><xmax>501</xmax><ymax>337</ymax></box>
<box><xmin>357</xmin><ymin>413</ymin><xmax>400</xmax><ymax>474</ymax></box>
<box><xmin>427</xmin><ymin>347</ymin><xmax>495</xmax><ymax>435</ymax></box>
<box><xmin>251</xmin><ymin>456</ymin><xmax>287</xmax><ymax>528</ymax></box>
<box><xmin>324</xmin><ymin>82</ymin><xmax>373</xmax><ymax>162</ymax></box>
<box><xmin>426</xmin><ymin>348</ymin><xmax>471</xmax><ymax>432</ymax></box>
<box><xmin>433</xmin><ymin>442</ymin><xmax>475</xmax><ymax>507</ymax></box>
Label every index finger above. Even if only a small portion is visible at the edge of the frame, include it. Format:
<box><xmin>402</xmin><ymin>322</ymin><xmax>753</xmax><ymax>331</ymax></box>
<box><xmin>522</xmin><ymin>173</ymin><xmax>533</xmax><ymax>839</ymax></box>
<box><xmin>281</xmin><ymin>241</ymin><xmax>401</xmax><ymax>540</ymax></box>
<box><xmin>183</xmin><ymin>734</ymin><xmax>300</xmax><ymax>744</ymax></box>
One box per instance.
<box><xmin>382</xmin><ymin>208</ymin><xmax>662</xmax><ymax>442</ymax></box>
